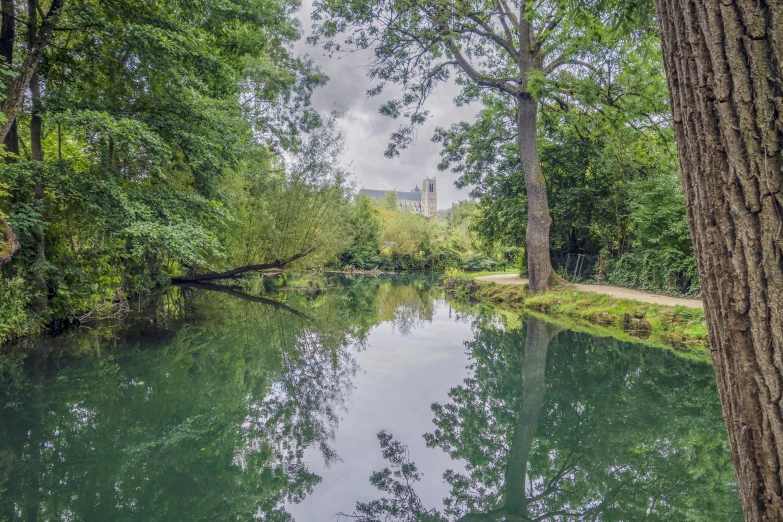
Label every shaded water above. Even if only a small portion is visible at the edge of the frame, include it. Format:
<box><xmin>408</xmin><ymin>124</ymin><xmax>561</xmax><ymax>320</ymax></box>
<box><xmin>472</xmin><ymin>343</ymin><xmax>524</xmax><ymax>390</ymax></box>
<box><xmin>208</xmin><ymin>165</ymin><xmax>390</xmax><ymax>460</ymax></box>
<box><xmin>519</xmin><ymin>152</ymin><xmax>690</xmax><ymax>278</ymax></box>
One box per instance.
<box><xmin>0</xmin><ymin>275</ymin><xmax>741</xmax><ymax>520</ymax></box>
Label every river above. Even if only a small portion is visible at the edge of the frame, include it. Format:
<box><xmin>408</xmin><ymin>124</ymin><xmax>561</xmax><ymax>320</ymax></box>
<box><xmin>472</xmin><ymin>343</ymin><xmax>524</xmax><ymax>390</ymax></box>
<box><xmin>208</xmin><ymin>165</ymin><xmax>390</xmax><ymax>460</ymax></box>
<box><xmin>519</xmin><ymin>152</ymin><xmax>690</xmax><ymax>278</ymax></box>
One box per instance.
<box><xmin>0</xmin><ymin>275</ymin><xmax>742</xmax><ymax>520</ymax></box>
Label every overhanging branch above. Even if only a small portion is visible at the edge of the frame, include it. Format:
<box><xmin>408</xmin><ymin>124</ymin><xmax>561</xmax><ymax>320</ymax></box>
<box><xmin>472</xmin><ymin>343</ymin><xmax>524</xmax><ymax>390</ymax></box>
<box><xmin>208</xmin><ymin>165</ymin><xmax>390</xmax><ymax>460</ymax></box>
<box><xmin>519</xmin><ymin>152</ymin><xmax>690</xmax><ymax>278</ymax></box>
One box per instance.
<box><xmin>170</xmin><ymin>249</ymin><xmax>314</xmax><ymax>284</ymax></box>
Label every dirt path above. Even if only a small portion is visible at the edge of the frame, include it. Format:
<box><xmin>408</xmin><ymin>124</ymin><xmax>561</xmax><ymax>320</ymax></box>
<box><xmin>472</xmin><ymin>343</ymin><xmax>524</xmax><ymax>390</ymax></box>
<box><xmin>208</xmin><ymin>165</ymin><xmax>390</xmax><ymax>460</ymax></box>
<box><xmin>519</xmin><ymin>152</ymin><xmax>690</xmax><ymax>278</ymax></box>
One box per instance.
<box><xmin>476</xmin><ymin>274</ymin><xmax>703</xmax><ymax>309</ymax></box>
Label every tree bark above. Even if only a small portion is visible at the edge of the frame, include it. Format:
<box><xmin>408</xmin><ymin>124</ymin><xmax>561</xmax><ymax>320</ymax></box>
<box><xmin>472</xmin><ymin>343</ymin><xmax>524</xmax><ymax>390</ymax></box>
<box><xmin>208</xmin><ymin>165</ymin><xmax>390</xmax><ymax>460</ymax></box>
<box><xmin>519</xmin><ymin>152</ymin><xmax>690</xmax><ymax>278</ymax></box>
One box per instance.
<box><xmin>0</xmin><ymin>0</ymin><xmax>64</xmax><ymax>143</ymax></box>
<box><xmin>28</xmin><ymin>0</ymin><xmax>46</xmax><ymax>311</ymax></box>
<box><xmin>656</xmin><ymin>1</ymin><xmax>783</xmax><ymax>520</ymax></box>
<box><xmin>517</xmin><ymin>94</ymin><xmax>555</xmax><ymax>294</ymax></box>
<box><xmin>1</xmin><ymin>0</ymin><xmax>17</xmax><ymax>157</ymax></box>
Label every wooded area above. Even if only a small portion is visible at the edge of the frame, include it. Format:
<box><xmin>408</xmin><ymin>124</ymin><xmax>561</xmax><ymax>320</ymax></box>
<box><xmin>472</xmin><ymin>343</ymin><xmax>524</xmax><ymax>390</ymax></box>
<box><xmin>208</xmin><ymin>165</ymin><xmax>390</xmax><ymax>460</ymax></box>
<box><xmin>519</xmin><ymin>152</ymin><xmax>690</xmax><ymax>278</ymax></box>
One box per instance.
<box><xmin>0</xmin><ymin>0</ymin><xmax>781</xmax><ymax>519</ymax></box>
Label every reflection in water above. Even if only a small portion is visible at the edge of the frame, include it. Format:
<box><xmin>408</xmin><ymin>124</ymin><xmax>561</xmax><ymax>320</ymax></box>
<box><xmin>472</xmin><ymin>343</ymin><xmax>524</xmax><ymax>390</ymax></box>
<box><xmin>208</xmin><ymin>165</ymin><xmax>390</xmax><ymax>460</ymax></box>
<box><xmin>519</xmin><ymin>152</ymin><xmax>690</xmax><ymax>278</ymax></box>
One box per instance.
<box><xmin>0</xmin><ymin>276</ymin><xmax>740</xmax><ymax>520</ymax></box>
<box><xmin>0</xmin><ymin>275</ymin><xmax>441</xmax><ymax>521</ymax></box>
<box><xmin>343</xmin><ymin>314</ymin><xmax>742</xmax><ymax>521</ymax></box>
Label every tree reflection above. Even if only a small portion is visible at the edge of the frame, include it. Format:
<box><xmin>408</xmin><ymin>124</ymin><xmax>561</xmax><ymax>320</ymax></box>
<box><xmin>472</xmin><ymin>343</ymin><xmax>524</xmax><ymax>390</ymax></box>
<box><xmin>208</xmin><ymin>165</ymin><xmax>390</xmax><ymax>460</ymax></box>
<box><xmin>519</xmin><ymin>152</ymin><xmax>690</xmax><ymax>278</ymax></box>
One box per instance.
<box><xmin>0</xmin><ymin>274</ymin><xmax>441</xmax><ymax>521</ymax></box>
<box><xmin>344</xmin><ymin>314</ymin><xmax>741</xmax><ymax>521</ymax></box>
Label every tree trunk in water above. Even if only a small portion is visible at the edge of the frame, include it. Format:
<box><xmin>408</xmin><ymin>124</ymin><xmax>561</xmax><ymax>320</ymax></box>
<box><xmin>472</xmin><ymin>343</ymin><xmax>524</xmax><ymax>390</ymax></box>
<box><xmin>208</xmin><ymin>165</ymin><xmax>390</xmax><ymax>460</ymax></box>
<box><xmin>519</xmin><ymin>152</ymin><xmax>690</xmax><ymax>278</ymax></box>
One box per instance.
<box><xmin>517</xmin><ymin>95</ymin><xmax>554</xmax><ymax>293</ymax></box>
<box><xmin>170</xmin><ymin>249</ymin><xmax>314</xmax><ymax>283</ymax></box>
<box><xmin>504</xmin><ymin>316</ymin><xmax>551</xmax><ymax>514</ymax></box>
<box><xmin>656</xmin><ymin>1</ymin><xmax>783</xmax><ymax>520</ymax></box>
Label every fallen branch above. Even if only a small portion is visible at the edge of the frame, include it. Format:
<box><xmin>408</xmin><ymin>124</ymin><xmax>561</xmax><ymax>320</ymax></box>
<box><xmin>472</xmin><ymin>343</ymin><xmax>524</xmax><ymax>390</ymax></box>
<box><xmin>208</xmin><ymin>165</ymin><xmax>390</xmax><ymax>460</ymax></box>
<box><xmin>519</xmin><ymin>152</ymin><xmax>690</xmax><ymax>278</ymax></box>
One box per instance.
<box><xmin>174</xmin><ymin>282</ymin><xmax>311</xmax><ymax>320</ymax></box>
<box><xmin>170</xmin><ymin>250</ymin><xmax>313</xmax><ymax>284</ymax></box>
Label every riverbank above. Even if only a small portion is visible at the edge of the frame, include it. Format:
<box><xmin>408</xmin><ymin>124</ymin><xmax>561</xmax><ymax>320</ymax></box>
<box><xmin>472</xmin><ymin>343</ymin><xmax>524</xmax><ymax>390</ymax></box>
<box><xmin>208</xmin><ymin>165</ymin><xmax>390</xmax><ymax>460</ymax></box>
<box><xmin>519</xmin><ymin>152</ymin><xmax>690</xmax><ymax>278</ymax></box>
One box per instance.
<box><xmin>445</xmin><ymin>272</ymin><xmax>709</xmax><ymax>359</ymax></box>
<box><xmin>477</xmin><ymin>274</ymin><xmax>703</xmax><ymax>308</ymax></box>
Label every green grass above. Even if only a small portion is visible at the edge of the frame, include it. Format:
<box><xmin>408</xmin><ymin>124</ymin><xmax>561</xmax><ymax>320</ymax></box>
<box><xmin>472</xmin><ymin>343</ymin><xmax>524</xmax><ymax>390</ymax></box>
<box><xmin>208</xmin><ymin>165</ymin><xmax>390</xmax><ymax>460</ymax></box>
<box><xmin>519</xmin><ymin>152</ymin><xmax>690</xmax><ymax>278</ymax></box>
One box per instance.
<box><xmin>445</xmin><ymin>275</ymin><xmax>710</xmax><ymax>361</ymax></box>
<box><xmin>462</xmin><ymin>268</ymin><xmax>519</xmax><ymax>278</ymax></box>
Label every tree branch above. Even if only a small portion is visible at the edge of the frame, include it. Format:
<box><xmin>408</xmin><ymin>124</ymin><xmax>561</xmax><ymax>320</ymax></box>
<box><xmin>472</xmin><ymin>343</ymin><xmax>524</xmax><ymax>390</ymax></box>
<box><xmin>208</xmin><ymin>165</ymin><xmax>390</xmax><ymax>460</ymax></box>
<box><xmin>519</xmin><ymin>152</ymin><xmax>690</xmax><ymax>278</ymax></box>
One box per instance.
<box><xmin>533</xmin><ymin>4</ymin><xmax>565</xmax><ymax>57</ymax></box>
<box><xmin>542</xmin><ymin>57</ymin><xmax>597</xmax><ymax>76</ymax></box>
<box><xmin>463</xmin><ymin>13</ymin><xmax>518</xmax><ymax>61</ymax></box>
<box><xmin>170</xmin><ymin>249</ymin><xmax>315</xmax><ymax>283</ymax></box>
<box><xmin>495</xmin><ymin>0</ymin><xmax>519</xmax><ymax>32</ymax></box>
<box><xmin>444</xmin><ymin>40</ymin><xmax>518</xmax><ymax>96</ymax></box>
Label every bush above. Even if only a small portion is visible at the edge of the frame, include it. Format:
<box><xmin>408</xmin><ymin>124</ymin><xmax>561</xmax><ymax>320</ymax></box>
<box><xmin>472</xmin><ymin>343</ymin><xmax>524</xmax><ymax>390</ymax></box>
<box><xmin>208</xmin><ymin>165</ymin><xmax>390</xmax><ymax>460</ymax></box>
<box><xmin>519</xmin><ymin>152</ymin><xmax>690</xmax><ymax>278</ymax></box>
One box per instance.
<box><xmin>462</xmin><ymin>252</ymin><xmax>497</xmax><ymax>272</ymax></box>
<box><xmin>0</xmin><ymin>277</ymin><xmax>38</xmax><ymax>343</ymax></box>
<box><xmin>606</xmin><ymin>249</ymin><xmax>699</xmax><ymax>296</ymax></box>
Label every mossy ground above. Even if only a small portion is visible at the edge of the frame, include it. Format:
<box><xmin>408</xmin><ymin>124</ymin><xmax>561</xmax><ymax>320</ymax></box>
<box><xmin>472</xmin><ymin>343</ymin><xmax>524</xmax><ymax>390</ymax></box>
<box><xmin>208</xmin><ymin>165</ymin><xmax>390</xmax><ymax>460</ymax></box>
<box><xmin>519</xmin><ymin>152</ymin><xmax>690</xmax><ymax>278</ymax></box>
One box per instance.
<box><xmin>445</xmin><ymin>273</ymin><xmax>710</xmax><ymax>361</ymax></box>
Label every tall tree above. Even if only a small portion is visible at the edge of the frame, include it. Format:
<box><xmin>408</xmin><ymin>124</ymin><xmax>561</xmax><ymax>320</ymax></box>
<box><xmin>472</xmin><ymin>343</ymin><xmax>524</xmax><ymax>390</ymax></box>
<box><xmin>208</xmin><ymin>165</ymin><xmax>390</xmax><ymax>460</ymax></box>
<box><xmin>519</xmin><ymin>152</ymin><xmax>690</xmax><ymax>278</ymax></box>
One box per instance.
<box><xmin>1</xmin><ymin>0</ymin><xmax>18</xmax><ymax>156</ymax></box>
<box><xmin>655</xmin><ymin>1</ymin><xmax>783</xmax><ymax>520</ymax></box>
<box><xmin>310</xmin><ymin>0</ymin><xmax>633</xmax><ymax>292</ymax></box>
<box><xmin>28</xmin><ymin>0</ymin><xmax>46</xmax><ymax>310</ymax></box>
<box><xmin>0</xmin><ymin>0</ymin><xmax>64</xmax><ymax>141</ymax></box>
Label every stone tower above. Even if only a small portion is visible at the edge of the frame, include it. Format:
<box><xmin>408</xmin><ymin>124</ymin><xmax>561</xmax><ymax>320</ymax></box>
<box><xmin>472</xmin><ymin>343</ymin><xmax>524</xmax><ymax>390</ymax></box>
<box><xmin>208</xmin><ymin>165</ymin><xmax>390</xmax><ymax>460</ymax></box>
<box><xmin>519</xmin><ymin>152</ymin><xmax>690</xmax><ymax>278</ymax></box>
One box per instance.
<box><xmin>421</xmin><ymin>177</ymin><xmax>437</xmax><ymax>218</ymax></box>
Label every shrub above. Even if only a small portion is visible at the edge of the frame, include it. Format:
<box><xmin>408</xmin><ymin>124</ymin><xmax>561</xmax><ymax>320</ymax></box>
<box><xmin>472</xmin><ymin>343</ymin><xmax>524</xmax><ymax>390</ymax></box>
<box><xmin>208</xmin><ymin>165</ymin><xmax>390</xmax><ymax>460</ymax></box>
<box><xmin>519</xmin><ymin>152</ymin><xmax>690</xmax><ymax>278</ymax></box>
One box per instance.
<box><xmin>462</xmin><ymin>252</ymin><xmax>497</xmax><ymax>272</ymax></box>
<box><xmin>606</xmin><ymin>249</ymin><xmax>699</xmax><ymax>296</ymax></box>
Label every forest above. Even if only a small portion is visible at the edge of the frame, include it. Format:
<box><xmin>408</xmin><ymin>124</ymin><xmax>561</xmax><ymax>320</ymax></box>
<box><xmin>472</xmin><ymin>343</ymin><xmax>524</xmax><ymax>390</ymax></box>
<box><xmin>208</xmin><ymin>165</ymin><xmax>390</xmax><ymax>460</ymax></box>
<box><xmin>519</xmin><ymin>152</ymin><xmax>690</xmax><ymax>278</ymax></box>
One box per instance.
<box><xmin>0</xmin><ymin>0</ymin><xmax>782</xmax><ymax>520</ymax></box>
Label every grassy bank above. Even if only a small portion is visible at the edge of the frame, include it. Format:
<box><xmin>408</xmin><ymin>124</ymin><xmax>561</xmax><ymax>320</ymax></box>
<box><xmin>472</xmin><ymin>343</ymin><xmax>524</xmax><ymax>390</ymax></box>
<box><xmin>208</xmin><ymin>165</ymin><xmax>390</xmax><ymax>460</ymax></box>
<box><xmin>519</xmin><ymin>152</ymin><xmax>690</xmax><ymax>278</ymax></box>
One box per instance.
<box><xmin>445</xmin><ymin>273</ymin><xmax>710</xmax><ymax>360</ymax></box>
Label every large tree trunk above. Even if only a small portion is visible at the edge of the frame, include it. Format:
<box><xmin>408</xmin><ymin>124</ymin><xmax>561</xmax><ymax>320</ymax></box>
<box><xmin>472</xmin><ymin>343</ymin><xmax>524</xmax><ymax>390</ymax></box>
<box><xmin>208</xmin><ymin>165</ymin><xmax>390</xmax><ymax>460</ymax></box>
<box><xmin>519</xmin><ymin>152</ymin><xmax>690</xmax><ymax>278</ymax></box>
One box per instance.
<box><xmin>656</xmin><ymin>1</ymin><xmax>783</xmax><ymax>520</ymax></box>
<box><xmin>517</xmin><ymin>95</ymin><xmax>554</xmax><ymax>293</ymax></box>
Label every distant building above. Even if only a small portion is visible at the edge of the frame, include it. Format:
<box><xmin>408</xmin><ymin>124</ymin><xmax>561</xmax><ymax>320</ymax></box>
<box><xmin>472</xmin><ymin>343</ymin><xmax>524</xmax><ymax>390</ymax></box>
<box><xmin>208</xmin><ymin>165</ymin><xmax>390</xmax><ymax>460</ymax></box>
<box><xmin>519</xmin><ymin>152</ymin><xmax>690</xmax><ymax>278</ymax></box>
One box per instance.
<box><xmin>359</xmin><ymin>178</ymin><xmax>437</xmax><ymax>218</ymax></box>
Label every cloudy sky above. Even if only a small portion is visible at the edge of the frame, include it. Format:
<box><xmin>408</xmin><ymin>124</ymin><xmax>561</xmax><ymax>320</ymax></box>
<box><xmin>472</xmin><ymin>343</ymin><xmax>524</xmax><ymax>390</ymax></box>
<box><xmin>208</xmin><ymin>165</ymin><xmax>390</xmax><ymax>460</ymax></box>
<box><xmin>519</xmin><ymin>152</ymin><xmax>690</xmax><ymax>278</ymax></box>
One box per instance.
<box><xmin>294</xmin><ymin>1</ymin><xmax>478</xmax><ymax>209</ymax></box>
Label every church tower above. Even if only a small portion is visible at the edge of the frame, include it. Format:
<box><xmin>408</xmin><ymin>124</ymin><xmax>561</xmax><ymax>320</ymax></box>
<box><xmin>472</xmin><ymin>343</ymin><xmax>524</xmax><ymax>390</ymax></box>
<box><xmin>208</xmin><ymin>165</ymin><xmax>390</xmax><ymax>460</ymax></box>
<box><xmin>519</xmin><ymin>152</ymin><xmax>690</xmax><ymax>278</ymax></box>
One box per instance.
<box><xmin>421</xmin><ymin>178</ymin><xmax>437</xmax><ymax>218</ymax></box>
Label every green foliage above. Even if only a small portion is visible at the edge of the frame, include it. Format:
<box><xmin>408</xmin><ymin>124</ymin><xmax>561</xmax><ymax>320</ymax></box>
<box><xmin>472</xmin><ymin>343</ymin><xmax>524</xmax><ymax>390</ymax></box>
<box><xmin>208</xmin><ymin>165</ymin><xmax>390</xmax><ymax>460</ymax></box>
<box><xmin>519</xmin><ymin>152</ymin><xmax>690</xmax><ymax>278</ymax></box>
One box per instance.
<box><xmin>606</xmin><ymin>250</ymin><xmax>700</xmax><ymax>296</ymax></box>
<box><xmin>0</xmin><ymin>0</ymin><xmax>351</xmax><ymax>340</ymax></box>
<box><xmin>341</xmin><ymin>194</ymin><xmax>382</xmax><ymax>268</ymax></box>
<box><xmin>0</xmin><ymin>277</ymin><xmax>36</xmax><ymax>343</ymax></box>
<box><xmin>377</xmin><ymin>190</ymin><xmax>399</xmax><ymax>211</ymax></box>
<box><xmin>339</xmin><ymin>198</ymin><xmax>506</xmax><ymax>272</ymax></box>
<box><xmin>434</xmin><ymin>35</ymin><xmax>697</xmax><ymax>295</ymax></box>
<box><xmin>462</xmin><ymin>252</ymin><xmax>497</xmax><ymax>272</ymax></box>
<box><xmin>224</xmin><ymin>113</ymin><xmax>353</xmax><ymax>271</ymax></box>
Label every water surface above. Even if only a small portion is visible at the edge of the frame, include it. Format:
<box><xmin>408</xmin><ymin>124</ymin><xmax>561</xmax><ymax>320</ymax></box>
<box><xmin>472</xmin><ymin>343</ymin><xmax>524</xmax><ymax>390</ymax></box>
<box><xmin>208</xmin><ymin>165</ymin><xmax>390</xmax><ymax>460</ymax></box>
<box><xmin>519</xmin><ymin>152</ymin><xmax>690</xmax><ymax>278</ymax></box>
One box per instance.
<box><xmin>0</xmin><ymin>275</ymin><xmax>742</xmax><ymax>520</ymax></box>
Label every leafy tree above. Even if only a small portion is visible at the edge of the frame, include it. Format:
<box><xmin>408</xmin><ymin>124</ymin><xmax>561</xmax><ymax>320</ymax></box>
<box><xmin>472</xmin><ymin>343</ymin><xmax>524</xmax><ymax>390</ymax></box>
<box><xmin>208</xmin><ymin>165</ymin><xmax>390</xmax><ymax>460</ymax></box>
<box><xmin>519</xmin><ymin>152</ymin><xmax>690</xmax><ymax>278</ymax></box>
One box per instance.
<box><xmin>378</xmin><ymin>190</ymin><xmax>399</xmax><ymax>212</ymax></box>
<box><xmin>343</xmin><ymin>194</ymin><xmax>383</xmax><ymax>268</ymax></box>
<box><xmin>434</xmin><ymin>33</ymin><xmax>696</xmax><ymax>293</ymax></box>
<box><xmin>0</xmin><ymin>0</ymin><xmax>341</xmax><ymax>338</ymax></box>
<box><xmin>309</xmin><ymin>0</ymin><xmax>660</xmax><ymax>292</ymax></box>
